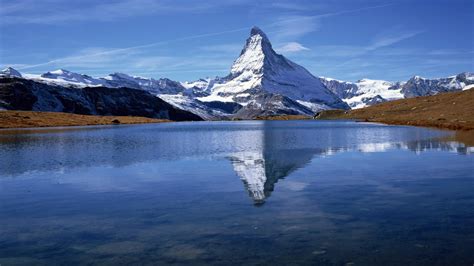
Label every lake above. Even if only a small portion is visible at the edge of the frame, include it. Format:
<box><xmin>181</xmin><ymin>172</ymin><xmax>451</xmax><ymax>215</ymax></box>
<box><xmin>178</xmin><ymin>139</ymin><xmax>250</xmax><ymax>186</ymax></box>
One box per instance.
<box><xmin>0</xmin><ymin>120</ymin><xmax>473</xmax><ymax>265</ymax></box>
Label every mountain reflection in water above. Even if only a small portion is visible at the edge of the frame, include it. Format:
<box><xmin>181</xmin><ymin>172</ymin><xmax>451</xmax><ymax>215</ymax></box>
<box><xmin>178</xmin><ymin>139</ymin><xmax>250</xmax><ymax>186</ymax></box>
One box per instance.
<box><xmin>225</xmin><ymin>123</ymin><xmax>472</xmax><ymax>205</ymax></box>
<box><xmin>0</xmin><ymin>121</ymin><xmax>473</xmax><ymax>265</ymax></box>
<box><xmin>0</xmin><ymin>121</ymin><xmax>472</xmax><ymax>205</ymax></box>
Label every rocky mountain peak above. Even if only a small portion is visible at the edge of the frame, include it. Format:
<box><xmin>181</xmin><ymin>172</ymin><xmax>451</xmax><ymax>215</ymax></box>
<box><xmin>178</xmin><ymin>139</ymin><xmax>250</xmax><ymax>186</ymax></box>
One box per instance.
<box><xmin>1</xmin><ymin>67</ymin><xmax>22</xmax><ymax>78</ymax></box>
<box><xmin>230</xmin><ymin>26</ymin><xmax>291</xmax><ymax>77</ymax></box>
<box><xmin>250</xmin><ymin>26</ymin><xmax>269</xmax><ymax>40</ymax></box>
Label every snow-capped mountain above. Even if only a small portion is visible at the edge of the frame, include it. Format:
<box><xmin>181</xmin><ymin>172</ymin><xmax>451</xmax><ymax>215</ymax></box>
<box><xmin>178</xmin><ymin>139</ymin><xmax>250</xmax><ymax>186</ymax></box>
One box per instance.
<box><xmin>1</xmin><ymin>67</ymin><xmax>22</xmax><ymax>78</ymax></box>
<box><xmin>103</xmin><ymin>73</ymin><xmax>191</xmax><ymax>95</ymax></box>
<box><xmin>39</xmin><ymin>69</ymin><xmax>105</xmax><ymax>87</ymax></box>
<box><xmin>0</xmin><ymin>76</ymin><xmax>202</xmax><ymax>121</ymax></box>
<box><xmin>181</xmin><ymin>77</ymin><xmax>226</xmax><ymax>97</ymax></box>
<box><xmin>320</xmin><ymin>72</ymin><xmax>474</xmax><ymax>109</ymax></box>
<box><xmin>321</xmin><ymin>78</ymin><xmax>404</xmax><ymax>109</ymax></box>
<box><xmin>197</xmin><ymin>27</ymin><xmax>349</xmax><ymax>117</ymax></box>
<box><xmin>400</xmin><ymin>72</ymin><xmax>474</xmax><ymax>98</ymax></box>
<box><xmin>2</xmin><ymin>27</ymin><xmax>473</xmax><ymax>118</ymax></box>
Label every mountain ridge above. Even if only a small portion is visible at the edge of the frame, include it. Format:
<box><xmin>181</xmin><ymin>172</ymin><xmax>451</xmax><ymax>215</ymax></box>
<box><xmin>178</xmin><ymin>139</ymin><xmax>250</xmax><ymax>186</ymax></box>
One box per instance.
<box><xmin>1</xmin><ymin>27</ymin><xmax>473</xmax><ymax>119</ymax></box>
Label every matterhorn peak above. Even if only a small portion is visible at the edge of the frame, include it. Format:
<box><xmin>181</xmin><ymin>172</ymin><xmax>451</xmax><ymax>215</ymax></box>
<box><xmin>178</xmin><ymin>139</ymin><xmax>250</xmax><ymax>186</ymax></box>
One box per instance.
<box><xmin>231</xmin><ymin>26</ymin><xmax>284</xmax><ymax>76</ymax></box>
<box><xmin>250</xmin><ymin>26</ymin><xmax>269</xmax><ymax>40</ymax></box>
<box><xmin>202</xmin><ymin>26</ymin><xmax>350</xmax><ymax>115</ymax></box>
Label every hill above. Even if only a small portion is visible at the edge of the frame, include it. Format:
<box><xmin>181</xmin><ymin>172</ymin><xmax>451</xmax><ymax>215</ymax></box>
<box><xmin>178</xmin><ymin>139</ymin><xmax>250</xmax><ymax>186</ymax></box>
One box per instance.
<box><xmin>318</xmin><ymin>89</ymin><xmax>474</xmax><ymax>131</ymax></box>
<box><xmin>0</xmin><ymin>111</ymin><xmax>169</xmax><ymax>128</ymax></box>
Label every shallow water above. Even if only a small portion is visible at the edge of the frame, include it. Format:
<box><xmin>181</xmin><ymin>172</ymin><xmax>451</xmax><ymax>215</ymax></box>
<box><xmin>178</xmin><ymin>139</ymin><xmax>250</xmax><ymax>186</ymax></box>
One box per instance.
<box><xmin>0</xmin><ymin>121</ymin><xmax>473</xmax><ymax>265</ymax></box>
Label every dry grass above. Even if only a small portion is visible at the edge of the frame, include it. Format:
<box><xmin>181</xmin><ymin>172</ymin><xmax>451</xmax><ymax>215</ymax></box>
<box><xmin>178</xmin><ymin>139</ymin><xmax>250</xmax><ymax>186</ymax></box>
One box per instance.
<box><xmin>319</xmin><ymin>89</ymin><xmax>474</xmax><ymax>131</ymax></box>
<box><xmin>0</xmin><ymin>111</ymin><xmax>169</xmax><ymax>129</ymax></box>
<box><xmin>255</xmin><ymin>115</ymin><xmax>312</xmax><ymax>120</ymax></box>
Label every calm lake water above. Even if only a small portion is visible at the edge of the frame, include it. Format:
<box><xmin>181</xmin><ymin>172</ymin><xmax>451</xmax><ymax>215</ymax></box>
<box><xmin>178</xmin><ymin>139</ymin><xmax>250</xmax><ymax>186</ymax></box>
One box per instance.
<box><xmin>0</xmin><ymin>121</ymin><xmax>473</xmax><ymax>265</ymax></box>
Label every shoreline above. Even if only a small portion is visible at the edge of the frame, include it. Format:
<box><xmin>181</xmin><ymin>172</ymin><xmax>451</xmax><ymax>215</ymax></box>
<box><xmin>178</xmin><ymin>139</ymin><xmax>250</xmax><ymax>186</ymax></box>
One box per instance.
<box><xmin>0</xmin><ymin>111</ymin><xmax>169</xmax><ymax>129</ymax></box>
<box><xmin>1</xmin><ymin>89</ymin><xmax>472</xmax><ymax>131</ymax></box>
<box><xmin>1</xmin><ymin>110</ymin><xmax>472</xmax><ymax>132</ymax></box>
<box><xmin>316</xmin><ymin>89</ymin><xmax>474</xmax><ymax>131</ymax></box>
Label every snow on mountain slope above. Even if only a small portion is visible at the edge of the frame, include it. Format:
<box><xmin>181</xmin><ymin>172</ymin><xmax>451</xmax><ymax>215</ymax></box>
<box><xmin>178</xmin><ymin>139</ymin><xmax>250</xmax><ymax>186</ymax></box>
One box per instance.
<box><xmin>198</xmin><ymin>27</ymin><xmax>349</xmax><ymax>115</ymax></box>
<box><xmin>400</xmin><ymin>72</ymin><xmax>474</xmax><ymax>98</ymax></box>
<box><xmin>40</xmin><ymin>69</ymin><xmax>105</xmax><ymax>86</ymax></box>
<box><xmin>463</xmin><ymin>84</ymin><xmax>474</xmax><ymax>91</ymax></box>
<box><xmin>24</xmin><ymin>69</ymin><xmax>192</xmax><ymax>96</ymax></box>
<box><xmin>1</xmin><ymin>67</ymin><xmax>22</xmax><ymax>78</ymax></box>
<box><xmin>22</xmin><ymin>69</ymin><xmax>105</xmax><ymax>88</ymax></box>
<box><xmin>321</xmin><ymin>72</ymin><xmax>473</xmax><ymax>109</ymax></box>
<box><xmin>181</xmin><ymin>77</ymin><xmax>226</xmax><ymax>95</ymax></box>
<box><xmin>101</xmin><ymin>72</ymin><xmax>142</xmax><ymax>89</ymax></box>
<box><xmin>104</xmin><ymin>73</ymin><xmax>190</xmax><ymax>95</ymax></box>
<box><xmin>346</xmin><ymin>79</ymin><xmax>403</xmax><ymax>109</ymax></box>
<box><xmin>157</xmin><ymin>94</ymin><xmax>235</xmax><ymax>120</ymax></box>
<box><xmin>320</xmin><ymin>77</ymin><xmax>403</xmax><ymax>109</ymax></box>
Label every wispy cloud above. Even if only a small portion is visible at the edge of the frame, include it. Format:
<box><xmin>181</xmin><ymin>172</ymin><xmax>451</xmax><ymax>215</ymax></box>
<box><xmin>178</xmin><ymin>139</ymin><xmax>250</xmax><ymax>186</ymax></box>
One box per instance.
<box><xmin>367</xmin><ymin>30</ymin><xmax>424</xmax><ymax>51</ymax></box>
<box><xmin>270</xmin><ymin>15</ymin><xmax>321</xmax><ymax>41</ymax></box>
<box><xmin>304</xmin><ymin>29</ymin><xmax>424</xmax><ymax>60</ymax></box>
<box><xmin>199</xmin><ymin>44</ymin><xmax>243</xmax><ymax>54</ymax></box>
<box><xmin>269</xmin><ymin>2</ymin><xmax>325</xmax><ymax>11</ymax></box>
<box><xmin>0</xmin><ymin>0</ymin><xmax>254</xmax><ymax>25</ymax></box>
<box><xmin>15</xmin><ymin>27</ymin><xmax>252</xmax><ymax>70</ymax></box>
<box><xmin>276</xmin><ymin>42</ymin><xmax>310</xmax><ymax>53</ymax></box>
<box><xmin>265</xmin><ymin>3</ymin><xmax>395</xmax><ymax>44</ymax></box>
<box><xmin>10</xmin><ymin>3</ymin><xmax>396</xmax><ymax>78</ymax></box>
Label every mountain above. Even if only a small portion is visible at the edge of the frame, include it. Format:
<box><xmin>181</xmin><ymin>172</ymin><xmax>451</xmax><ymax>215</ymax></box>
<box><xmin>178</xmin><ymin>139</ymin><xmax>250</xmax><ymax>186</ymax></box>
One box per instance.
<box><xmin>196</xmin><ymin>27</ymin><xmax>349</xmax><ymax>118</ymax></box>
<box><xmin>321</xmin><ymin>73</ymin><xmax>473</xmax><ymax>109</ymax></box>
<box><xmin>321</xmin><ymin>89</ymin><xmax>474</xmax><ymax>131</ymax></box>
<box><xmin>1</xmin><ymin>67</ymin><xmax>22</xmax><ymax>78</ymax></box>
<box><xmin>30</xmin><ymin>70</ymin><xmax>192</xmax><ymax>95</ymax></box>
<box><xmin>321</xmin><ymin>78</ymin><xmax>404</xmax><ymax>109</ymax></box>
<box><xmin>230</xmin><ymin>148</ymin><xmax>316</xmax><ymax>205</ymax></box>
<box><xmin>0</xmin><ymin>77</ymin><xmax>202</xmax><ymax>121</ymax></box>
<box><xmin>39</xmin><ymin>69</ymin><xmax>105</xmax><ymax>87</ymax></box>
<box><xmin>400</xmin><ymin>72</ymin><xmax>474</xmax><ymax>98</ymax></box>
<box><xmin>1</xmin><ymin>27</ymin><xmax>472</xmax><ymax>118</ymax></box>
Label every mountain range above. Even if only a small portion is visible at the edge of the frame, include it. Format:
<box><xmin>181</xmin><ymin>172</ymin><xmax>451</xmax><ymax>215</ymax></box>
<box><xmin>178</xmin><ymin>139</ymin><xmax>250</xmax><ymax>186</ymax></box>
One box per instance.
<box><xmin>1</xmin><ymin>27</ymin><xmax>473</xmax><ymax>120</ymax></box>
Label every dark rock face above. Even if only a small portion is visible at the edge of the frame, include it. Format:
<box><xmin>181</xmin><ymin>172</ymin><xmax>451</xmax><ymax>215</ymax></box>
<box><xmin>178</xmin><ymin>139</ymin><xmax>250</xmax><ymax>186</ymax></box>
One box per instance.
<box><xmin>233</xmin><ymin>93</ymin><xmax>314</xmax><ymax>119</ymax></box>
<box><xmin>0</xmin><ymin>79</ymin><xmax>37</xmax><ymax>110</ymax></box>
<box><xmin>361</xmin><ymin>95</ymin><xmax>387</xmax><ymax>106</ymax></box>
<box><xmin>0</xmin><ymin>77</ymin><xmax>202</xmax><ymax>121</ymax></box>
<box><xmin>198</xmin><ymin>101</ymin><xmax>242</xmax><ymax>114</ymax></box>
<box><xmin>320</xmin><ymin>78</ymin><xmax>360</xmax><ymax>99</ymax></box>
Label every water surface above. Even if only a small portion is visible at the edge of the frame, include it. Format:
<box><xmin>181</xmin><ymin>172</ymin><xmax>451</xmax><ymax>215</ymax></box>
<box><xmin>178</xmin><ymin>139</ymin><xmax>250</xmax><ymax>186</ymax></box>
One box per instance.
<box><xmin>0</xmin><ymin>121</ymin><xmax>473</xmax><ymax>265</ymax></box>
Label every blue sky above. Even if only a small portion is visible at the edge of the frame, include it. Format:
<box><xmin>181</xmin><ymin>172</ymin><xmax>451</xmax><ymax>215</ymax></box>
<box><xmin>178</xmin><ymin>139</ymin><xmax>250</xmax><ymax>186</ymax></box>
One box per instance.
<box><xmin>0</xmin><ymin>0</ymin><xmax>472</xmax><ymax>82</ymax></box>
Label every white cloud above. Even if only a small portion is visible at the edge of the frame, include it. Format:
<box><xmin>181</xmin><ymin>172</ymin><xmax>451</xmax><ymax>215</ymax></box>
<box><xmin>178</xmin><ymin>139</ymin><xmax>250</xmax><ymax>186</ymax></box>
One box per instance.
<box><xmin>367</xmin><ymin>31</ymin><xmax>423</xmax><ymax>51</ymax></box>
<box><xmin>277</xmin><ymin>42</ymin><xmax>310</xmax><ymax>53</ymax></box>
<box><xmin>270</xmin><ymin>15</ymin><xmax>321</xmax><ymax>41</ymax></box>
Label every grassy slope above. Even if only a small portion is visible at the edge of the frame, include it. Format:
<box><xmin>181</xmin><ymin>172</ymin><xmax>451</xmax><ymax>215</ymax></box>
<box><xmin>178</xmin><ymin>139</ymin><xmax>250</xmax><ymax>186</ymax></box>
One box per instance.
<box><xmin>254</xmin><ymin>115</ymin><xmax>311</xmax><ymax>120</ymax></box>
<box><xmin>0</xmin><ymin>111</ymin><xmax>169</xmax><ymax>128</ymax></box>
<box><xmin>318</xmin><ymin>89</ymin><xmax>474</xmax><ymax>131</ymax></box>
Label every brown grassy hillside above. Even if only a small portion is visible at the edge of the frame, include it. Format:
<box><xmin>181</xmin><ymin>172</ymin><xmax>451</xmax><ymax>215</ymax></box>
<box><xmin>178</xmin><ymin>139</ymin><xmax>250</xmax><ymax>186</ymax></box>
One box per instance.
<box><xmin>319</xmin><ymin>89</ymin><xmax>474</xmax><ymax>131</ymax></box>
<box><xmin>0</xmin><ymin>111</ymin><xmax>169</xmax><ymax>128</ymax></box>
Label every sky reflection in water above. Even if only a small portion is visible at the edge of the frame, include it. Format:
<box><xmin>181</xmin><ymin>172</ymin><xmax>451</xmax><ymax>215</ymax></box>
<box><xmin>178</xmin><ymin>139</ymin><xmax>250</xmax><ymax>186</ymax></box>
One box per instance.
<box><xmin>0</xmin><ymin>121</ymin><xmax>473</xmax><ymax>265</ymax></box>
